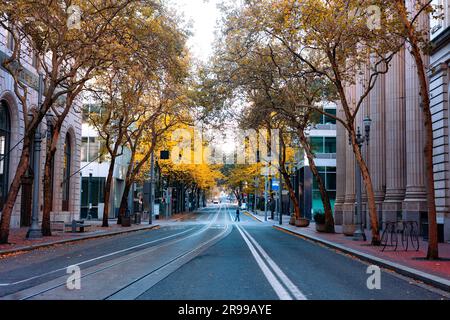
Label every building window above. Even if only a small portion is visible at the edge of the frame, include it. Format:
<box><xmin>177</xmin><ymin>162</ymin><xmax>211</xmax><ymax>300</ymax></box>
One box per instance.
<box><xmin>311</xmin><ymin>137</ymin><xmax>324</xmax><ymax>153</ymax></box>
<box><xmin>310</xmin><ymin>137</ymin><xmax>336</xmax><ymax>154</ymax></box>
<box><xmin>81</xmin><ymin>177</ymin><xmax>106</xmax><ymax>219</ymax></box>
<box><xmin>6</xmin><ymin>31</ymin><xmax>14</xmax><ymax>51</ymax></box>
<box><xmin>322</xmin><ymin>108</ymin><xmax>337</xmax><ymax>125</ymax></box>
<box><xmin>32</xmin><ymin>51</ymin><xmax>39</xmax><ymax>69</ymax></box>
<box><xmin>0</xmin><ymin>101</ymin><xmax>10</xmax><ymax>211</ymax></box>
<box><xmin>81</xmin><ymin>136</ymin><xmax>101</xmax><ymax>162</ymax></box>
<box><xmin>62</xmin><ymin>134</ymin><xmax>71</xmax><ymax>211</ymax></box>
<box><xmin>312</xmin><ymin>166</ymin><xmax>336</xmax><ymax>213</ymax></box>
<box><xmin>325</xmin><ymin>137</ymin><xmax>337</xmax><ymax>153</ymax></box>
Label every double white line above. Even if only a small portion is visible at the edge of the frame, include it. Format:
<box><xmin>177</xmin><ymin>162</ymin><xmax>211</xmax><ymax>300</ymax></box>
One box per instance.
<box><xmin>230</xmin><ymin>211</ymin><xmax>307</xmax><ymax>300</ymax></box>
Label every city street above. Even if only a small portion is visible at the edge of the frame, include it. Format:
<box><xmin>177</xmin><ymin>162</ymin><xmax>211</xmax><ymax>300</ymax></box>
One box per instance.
<box><xmin>0</xmin><ymin>205</ymin><xmax>447</xmax><ymax>300</ymax></box>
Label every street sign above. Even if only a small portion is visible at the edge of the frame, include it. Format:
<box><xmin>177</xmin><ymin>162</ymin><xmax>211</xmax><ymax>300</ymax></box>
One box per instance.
<box><xmin>272</xmin><ymin>180</ymin><xmax>280</xmax><ymax>191</ymax></box>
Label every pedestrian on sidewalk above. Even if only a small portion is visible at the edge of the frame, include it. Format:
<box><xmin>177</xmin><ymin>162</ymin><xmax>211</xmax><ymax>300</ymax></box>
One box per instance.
<box><xmin>235</xmin><ymin>208</ymin><xmax>240</xmax><ymax>222</ymax></box>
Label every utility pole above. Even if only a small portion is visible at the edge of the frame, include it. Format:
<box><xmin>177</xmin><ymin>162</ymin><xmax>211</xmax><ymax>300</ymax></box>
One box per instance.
<box><xmin>149</xmin><ymin>150</ymin><xmax>155</xmax><ymax>225</ymax></box>
<box><xmin>88</xmin><ymin>168</ymin><xmax>93</xmax><ymax>219</ymax></box>
<box><xmin>27</xmin><ymin>74</ymin><xmax>44</xmax><ymax>239</ymax></box>
<box><xmin>279</xmin><ymin>135</ymin><xmax>283</xmax><ymax>226</ymax></box>
<box><xmin>264</xmin><ymin>164</ymin><xmax>268</xmax><ymax>222</ymax></box>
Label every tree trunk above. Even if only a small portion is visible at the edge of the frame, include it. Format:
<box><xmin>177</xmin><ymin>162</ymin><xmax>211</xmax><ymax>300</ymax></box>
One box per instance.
<box><xmin>349</xmin><ymin>130</ymin><xmax>381</xmax><ymax>245</ymax></box>
<box><xmin>41</xmin><ymin>149</ymin><xmax>54</xmax><ymax>236</ymax></box>
<box><xmin>0</xmin><ymin>135</ymin><xmax>32</xmax><ymax>243</ymax></box>
<box><xmin>42</xmin><ymin>128</ymin><xmax>60</xmax><ymax>237</ymax></box>
<box><xmin>118</xmin><ymin>180</ymin><xmax>132</xmax><ymax>225</ymax></box>
<box><xmin>102</xmin><ymin>156</ymin><xmax>116</xmax><ymax>228</ymax></box>
<box><xmin>394</xmin><ymin>0</ymin><xmax>438</xmax><ymax>259</ymax></box>
<box><xmin>280</xmin><ymin>169</ymin><xmax>301</xmax><ymax>220</ymax></box>
<box><xmin>409</xmin><ymin>31</ymin><xmax>438</xmax><ymax>259</ymax></box>
<box><xmin>299</xmin><ymin>132</ymin><xmax>335</xmax><ymax>233</ymax></box>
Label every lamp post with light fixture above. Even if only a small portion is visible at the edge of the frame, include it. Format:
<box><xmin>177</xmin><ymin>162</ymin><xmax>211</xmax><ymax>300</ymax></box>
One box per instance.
<box><xmin>352</xmin><ymin>116</ymin><xmax>372</xmax><ymax>241</ymax></box>
<box><xmin>26</xmin><ymin>74</ymin><xmax>44</xmax><ymax>239</ymax></box>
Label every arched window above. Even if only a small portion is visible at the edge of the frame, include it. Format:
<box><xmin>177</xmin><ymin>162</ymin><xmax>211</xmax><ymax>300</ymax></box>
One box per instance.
<box><xmin>0</xmin><ymin>101</ymin><xmax>11</xmax><ymax>211</ymax></box>
<box><xmin>62</xmin><ymin>133</ymin><xmax>71</xmax><ymax>211</ymax></box>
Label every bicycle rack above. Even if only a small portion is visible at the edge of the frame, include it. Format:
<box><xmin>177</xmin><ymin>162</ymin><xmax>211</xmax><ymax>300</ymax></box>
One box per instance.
<box><xmin>381</xmin><ymin>221</ymin><xmax>420</xmax><ymax>252</ymax></box>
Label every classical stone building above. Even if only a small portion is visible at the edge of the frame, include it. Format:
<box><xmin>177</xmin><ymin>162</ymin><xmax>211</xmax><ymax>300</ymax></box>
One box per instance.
<box><xmin>0</xmin><ymin>27</ymin><xmax>82</xmax><ymax>228</ymax></box>
<box><xmin>335</xmin><ymin>0</ymin><xmax>450</xmax><ymax>242</ymax></box>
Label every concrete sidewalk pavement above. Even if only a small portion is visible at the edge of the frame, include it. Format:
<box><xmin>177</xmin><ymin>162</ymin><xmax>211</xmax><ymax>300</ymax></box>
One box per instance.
<box><xmin>246</xmin><ymin>209</ymin><xmax>450</xmax><ymax>292</ymax></box>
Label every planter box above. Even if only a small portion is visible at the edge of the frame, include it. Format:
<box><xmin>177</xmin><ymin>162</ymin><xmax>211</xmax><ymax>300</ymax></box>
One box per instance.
<box><xmin>289</xmin><ymin>216</ymin><xmax>296</xmax><ymax>225</ymax></box>
<box><xmin>295</xmin><ymin>218</ymin><xmax>310</xmax><ymax>228</ymax></box>
<box><xmin>121</xmin><ymin>217</ymin><xmax>131</xmax><ymax>227</ymax></box>
<box><xmin>315</xmin><ymin>223</ymin><xmax>327</xmax><ymax>233</ymax></box>
<box><xmin>343</xmin><ymin>224</ymin><xmax>356</xmax><ymax>236</ymax></box>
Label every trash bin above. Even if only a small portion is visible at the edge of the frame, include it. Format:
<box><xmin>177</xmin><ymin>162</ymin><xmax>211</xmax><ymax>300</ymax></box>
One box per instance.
<box><xmin>121</xmin><ymin>216</ymin><xmax>131</xmax><ymax>227</ymax></box>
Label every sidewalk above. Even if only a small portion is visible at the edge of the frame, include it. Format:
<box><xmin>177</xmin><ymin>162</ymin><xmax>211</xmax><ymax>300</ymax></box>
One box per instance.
<box><xmin>0</xmin><ymin>220</ymin><xmax>160</xmax><ymax>257</ymax></box>
<box><xmin>246</xmin><ymin>210</ymin><xmax>450</xmax><ymax>292</ymax></box>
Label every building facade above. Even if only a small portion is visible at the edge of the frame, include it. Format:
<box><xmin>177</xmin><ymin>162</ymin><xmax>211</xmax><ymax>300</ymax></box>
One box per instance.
<box><xmin>293</xmin><ymin>102</ymin><xmax>337</xmax><ymax>220</ymax></box>
<box><xmin>335</xmin><ymin>0</ymin><xmax>450</xmax><ymax>241</ymax></box>
<box><xmin>0</xmin><ymin>27</ymin><xmax>82</xmax><ymax>228</ymax></box>
<box><xmin>80</xmin><ymin>105</ymin><xmax>130</xmax><ymax>220</ymax></box>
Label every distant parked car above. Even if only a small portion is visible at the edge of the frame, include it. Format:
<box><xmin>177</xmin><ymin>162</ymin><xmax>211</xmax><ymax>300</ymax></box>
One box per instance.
<box><xmin>240</xmin><ymin>203</ymin><xmax>247</xmax><ymax>210</ymax></box>
<box><xmin>213</xmin><ymin>198</ymin><xmax>219</xmax><ymax>204</ymax></box>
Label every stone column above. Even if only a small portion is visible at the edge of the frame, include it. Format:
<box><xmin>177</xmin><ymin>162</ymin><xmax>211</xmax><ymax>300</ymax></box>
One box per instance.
<box><xmin>383</xmin><ymin>48</ymin><xmax>406</xmax><ymax>223</ymax></box>
<box><xmin>343</xmin><ymin>84</ymin><xmax>356</xmax><ymax>235</ymax></box>
<box><xmin>334</xmin><ymin>101</ymin><xmax>346</xmax><ymax>225</ymax></box>
<box><xmin>368</xmin><ymin>56</ymin><xmax>386</xmax><ymax>228</ymax></box>
<box><xmin>403</xmin><ymin>0</ymin><xmax>429</xmax><ymax>224</ymax></box>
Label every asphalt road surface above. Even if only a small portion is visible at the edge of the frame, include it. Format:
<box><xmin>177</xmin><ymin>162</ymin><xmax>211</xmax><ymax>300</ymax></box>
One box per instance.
<box><xmin>0</xmin><ymin>204</ymin><xmax>448</xmax><ymax>300</ymax></box>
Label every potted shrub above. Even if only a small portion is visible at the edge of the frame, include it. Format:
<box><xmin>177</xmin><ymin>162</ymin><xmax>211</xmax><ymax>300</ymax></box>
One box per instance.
<box><xmin>343</xmin><ymin>225</ymin><xmax>356</xmax><ymax>236</ymax></box>
<box><xmin>295</xmin><ymin>217</ymin><xmax>310</xmax><ymax>227</ymax></box>
<box><xmin>289</xmin><ymin>214</ymin><xmax>296</xmax><ymax>225</ymax></box>
<box><xmin>314</xmin><ymin>211</ymin><xmax>327</xmax><ymax>232</ymax></box>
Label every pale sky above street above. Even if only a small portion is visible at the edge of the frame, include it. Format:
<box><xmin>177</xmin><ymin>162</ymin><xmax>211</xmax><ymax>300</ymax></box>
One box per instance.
<box><xmin>170</xmin><ymin>0</ymin><xmax>221</xmax><ymax>62</ymax></box>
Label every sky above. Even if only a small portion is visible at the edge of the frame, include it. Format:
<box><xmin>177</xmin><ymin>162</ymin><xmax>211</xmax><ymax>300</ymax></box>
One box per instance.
<box><xmin>169</xmin><ymin>1</ymin><xmax>238</xmax><ymax>154</ymax></box>
<box><xmin>170</xmin><ymin>0</ymin><xmax>221</xmax><ymax>62</ymax></box>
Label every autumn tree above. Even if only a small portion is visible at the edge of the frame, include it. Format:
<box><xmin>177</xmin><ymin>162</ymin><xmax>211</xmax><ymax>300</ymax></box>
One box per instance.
<box><xmin>0</xmin><ymin>0</ymin><xmax>141</xmax><ymax>242</ymax></box>
<box><xmin>206</xmin><ymin>20</ymin><xmax>336</xmax><ymax>231</ymax></box>
<box><xmin>214</xmin><ymin>0</ymin><xmax>408</xmax><ymax>244</ymax></box>
<box><xmin>393</xmin><ymin>0</ymin><xmax>439</xmax><ymax>259</ymax></box>
<box><xmin>40</xmin><ymin>0</ymin><xmax>152</xmax><ymax>236</ymax></box>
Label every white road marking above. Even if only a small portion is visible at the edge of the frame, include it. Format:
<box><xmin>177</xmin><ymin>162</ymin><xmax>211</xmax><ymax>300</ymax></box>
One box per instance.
<box><xmin>235</xmin><ymin>224</ymin><xmax>293</xmax><ymax>300</ymax></box>
<box><xmin>240</xmin><ymin>227</ymin><xmax>307</xmax><ymax>300</ymax></box>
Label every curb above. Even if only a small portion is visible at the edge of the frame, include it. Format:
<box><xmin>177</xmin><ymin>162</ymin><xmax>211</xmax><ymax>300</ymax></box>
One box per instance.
<box><xmin>244</xmin><ymin>211</ymin><xmax>264</xmax><ymax>223</ymax></box>
<box><xmin>0</xmin><ymin>224</ymin><xmax>160</xmax><ymax>257</ymax></box>
<box><xmin>244</xmin><ymin>210</ymin><xmax>270</xmax><ymax>223</ymax></box>
<box><xmin>274</xmin><ymin>225</ymin><xmax>450</xmax><ymax>293</ymax></box>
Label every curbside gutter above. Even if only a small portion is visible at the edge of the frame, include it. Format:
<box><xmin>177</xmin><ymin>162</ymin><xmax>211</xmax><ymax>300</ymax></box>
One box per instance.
<box><xmin>244</xmin><ymin>211</ymin><xmax>264</xmax><ymax>223</ymax></box>
<box><xmin>274</xmin><ymin>225</ymin><xmax>450</xmax><ymax>293</ymax></box>
<box><xmin>0</xmin><ymin>224</ymin><xmax>160</xmax><ymax>257</ymax></box>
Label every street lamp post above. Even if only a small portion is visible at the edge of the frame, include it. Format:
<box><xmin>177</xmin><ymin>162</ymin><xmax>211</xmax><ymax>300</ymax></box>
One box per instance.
<box><xmin>264</xmin><ymin>171</ymin><xmax>268</xmax><ymax>221</ymax></box>
<box><xmin>88</xmin><ymin>168</ymin><xmax>93</xmax><ymax>220</ymax></box>
<box><xmin>149</xmin><ymin>150</ymin><xmax>155</xmax><ymax>225</ymax></box>
<box><xmin>26</xmin><ymin>129</ymin><xmax>42</xmax><ymax>239</ymax></box>
<box><xmin>279</xmin><ymin>136</ymin><xmax>283</xmax><ymax>226</ymax></box>
<box><xmin>26</xmin><ymin>74</ymin><xmax>44</xmax><ymax>239</ymax></box>
<box><xmin>352</xmin><ymin>117</ymin><xmax>372</xmax><ymax>241</ymax></box>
